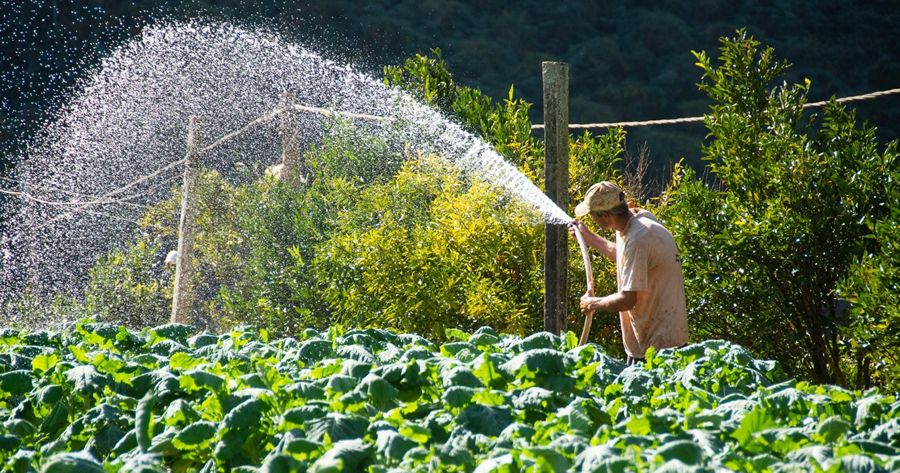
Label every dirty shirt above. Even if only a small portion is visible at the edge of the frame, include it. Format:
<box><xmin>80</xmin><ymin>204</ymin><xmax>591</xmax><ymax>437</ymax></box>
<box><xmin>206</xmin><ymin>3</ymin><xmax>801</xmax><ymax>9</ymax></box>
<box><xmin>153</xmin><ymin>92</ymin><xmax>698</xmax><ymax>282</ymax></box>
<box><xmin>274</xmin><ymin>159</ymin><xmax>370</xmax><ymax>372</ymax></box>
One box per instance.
<box><xmin>615</xmin><ymin>211</ymin><xmax>688</xmax><ymax>358</ymax></box>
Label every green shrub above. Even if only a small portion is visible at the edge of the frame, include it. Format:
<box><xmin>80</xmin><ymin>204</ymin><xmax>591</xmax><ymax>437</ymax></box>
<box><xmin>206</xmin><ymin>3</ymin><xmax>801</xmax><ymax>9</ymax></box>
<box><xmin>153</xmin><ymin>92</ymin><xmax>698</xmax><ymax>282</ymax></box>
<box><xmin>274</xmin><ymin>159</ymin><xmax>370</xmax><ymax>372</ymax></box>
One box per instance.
<box><xmin>837</xmin><ymin>167</ymin><xmax>900</xmax><ymax>391</ymax></box>
<box><xmin>0</xmin><ymin>288</ymin><xmax>87</xmax><ymax>329</ymax></box>
<box><xmin>314</xmin><ymin>154</ymin><xmax>544</xmax><ymax>340</ymax></box>
<box><xmin>661</xmin><ymin>30</ymin><xmax>899</xmax><ymax>387</ymax></box>
<box><xmin>84</xmin><ymin>237</ymin><xmax>171</xmax><ymax>328</ymax></box>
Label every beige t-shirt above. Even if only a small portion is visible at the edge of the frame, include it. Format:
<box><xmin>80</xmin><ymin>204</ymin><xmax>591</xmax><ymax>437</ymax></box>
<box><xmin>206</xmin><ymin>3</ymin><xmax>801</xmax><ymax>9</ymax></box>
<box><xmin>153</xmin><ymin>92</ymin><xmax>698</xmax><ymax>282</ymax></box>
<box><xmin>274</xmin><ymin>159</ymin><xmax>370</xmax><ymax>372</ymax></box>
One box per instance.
<box><xmin>615</xmin><ymin>211</ymin><xmax>688</xmax><ymax>357</ymax></box>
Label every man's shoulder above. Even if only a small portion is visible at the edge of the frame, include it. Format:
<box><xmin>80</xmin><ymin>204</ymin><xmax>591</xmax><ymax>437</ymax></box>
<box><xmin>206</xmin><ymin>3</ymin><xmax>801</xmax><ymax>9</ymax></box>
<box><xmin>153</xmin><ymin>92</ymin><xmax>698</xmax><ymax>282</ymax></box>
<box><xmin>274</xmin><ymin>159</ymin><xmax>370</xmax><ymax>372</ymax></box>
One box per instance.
<box><xmin>627</xmin><ymin>212</ymin><xmax>676</xmax><ymax>248</ymax></box>
<box><xmin>625</xmin><ymin>212</ymin><xmax>655</xmax><ymax>237</ymax></box>
<box><xmin>621</xmin><ymin>222</ymin><xmax>650</xmax><ymax>252</ymax></box>
<box><xmin>634</xmin><ymin>211</ymin><xmax>675</xmax><ymax>235</ymax></box>
<box><xmin>633</xmin><ymin>209</ymin><xmax>657</xmax><ymax>221</ymax></box>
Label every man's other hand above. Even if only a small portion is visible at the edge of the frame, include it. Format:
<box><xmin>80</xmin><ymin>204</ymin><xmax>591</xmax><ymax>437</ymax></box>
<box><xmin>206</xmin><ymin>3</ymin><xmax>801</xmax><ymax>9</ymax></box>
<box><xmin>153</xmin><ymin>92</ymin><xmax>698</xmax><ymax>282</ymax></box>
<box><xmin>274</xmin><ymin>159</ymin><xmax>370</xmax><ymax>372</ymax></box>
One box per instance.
<box><xmin>569</xmin><ymin>220</ymin><xmax>587</xmax><ymax>241</ymax></box>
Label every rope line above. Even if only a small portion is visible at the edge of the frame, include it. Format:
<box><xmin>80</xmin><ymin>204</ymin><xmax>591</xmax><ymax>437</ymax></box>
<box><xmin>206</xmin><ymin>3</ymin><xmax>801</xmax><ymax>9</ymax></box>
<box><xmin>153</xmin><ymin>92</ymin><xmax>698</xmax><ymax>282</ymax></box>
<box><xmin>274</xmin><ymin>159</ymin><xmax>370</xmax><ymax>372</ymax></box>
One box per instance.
<box><xmin>0</xmin><ymin>188</ymin><xmax>81</xmax><ymax>207</ymax></box>
<box><xmin>200</xmin><ymin>109</ymin><xmax>280</xmax><ymax>155</ymax></box>
<box><xmin>287</xmin><ymin>103</ymin><xmax>393</xmax><ymax>123</ymax></box>
<box><xmin>804</xmin><ymin>87</ymin><xmax>900</xmax><ymax>108</ymax></box>
<box><xmin>11</xmin><ymin>158</ymin><xmax>187</xmax><ymax>240</ymax></box>
<box><xmin>531</xmin><ymin>87</ymin><xmax>900</xmax><ymax>130</ymax></box>
<box><xmin>200</xmin><ymin>103</ymin><xmax>392</xmax><ymax>155</ymax></box>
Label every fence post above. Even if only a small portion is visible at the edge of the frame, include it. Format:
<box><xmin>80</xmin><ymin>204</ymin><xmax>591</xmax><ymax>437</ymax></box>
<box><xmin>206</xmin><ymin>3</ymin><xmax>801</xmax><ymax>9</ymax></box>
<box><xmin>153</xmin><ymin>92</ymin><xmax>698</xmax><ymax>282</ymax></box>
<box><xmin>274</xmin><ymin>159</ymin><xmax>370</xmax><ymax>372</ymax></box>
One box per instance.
<box><xmin>171</xmin><ymin>115</ymin><xmax>204</xmax><ymax>325</ymax></box>
<box><xmin>542</xmin><ymin>62</ymin><xmax>569</xmax><ymax>335</ymax></box>
<box><xmin>279</xmin><ymin>92</ymin><xmax>304</xmax><ymax>186</ymax></box>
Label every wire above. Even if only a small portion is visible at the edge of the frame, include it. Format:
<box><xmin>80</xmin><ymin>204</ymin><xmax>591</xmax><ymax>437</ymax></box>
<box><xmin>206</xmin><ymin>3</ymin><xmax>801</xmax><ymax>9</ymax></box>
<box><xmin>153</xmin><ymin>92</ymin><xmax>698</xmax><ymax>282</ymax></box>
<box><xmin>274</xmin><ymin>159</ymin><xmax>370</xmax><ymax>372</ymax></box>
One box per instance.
<box><xmin>0</xmin><ymin>188</ymin><xmax>80</xmax><ymax>207</ymax></box>
<box><xmin>7</xmin><ymin>158</ymin><xmax>187</xmax><ymax>242</ymax></box>
<box><xmin>805</xmin><ymin>87</ymin><xmax>900</xmax><ymax>108</ymax></box>
<box><xmin>286</xmin><ymin>103</ymin><xmax>393</xmax><ymax>123</ymax></box>
<box><xmin>0</xmin><ymin>176</ymin><xmax>151</xmax><ymax>209</ymax></box>
<box><xmin>531</xmin><ymin>87</ymin><xmax>900</xmax><ymax>130</ymax></box>
<box><xmin>2</xmin><ymin>100</ymin><xmax>387</xmax><ymax>243</ymax></box>
<box><xmin>199</xmin><ymin>102</ymin><xmax>392</xmax><ymax>155</ymax></box>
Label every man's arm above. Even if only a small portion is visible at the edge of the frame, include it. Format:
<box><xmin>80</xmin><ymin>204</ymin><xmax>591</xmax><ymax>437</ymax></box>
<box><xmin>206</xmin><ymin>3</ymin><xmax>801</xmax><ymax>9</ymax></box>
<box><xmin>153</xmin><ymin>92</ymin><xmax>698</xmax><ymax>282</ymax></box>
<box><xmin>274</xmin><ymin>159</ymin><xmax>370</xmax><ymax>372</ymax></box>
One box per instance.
<box><xmin>580</xmin><ymin>290</ymin><xmax>638</xmax><ymax>312</ymax></box>
<box><xmin>569</xmin><ymin>221</ymin><xmax>616</xmax><ymax>261</ymax></box>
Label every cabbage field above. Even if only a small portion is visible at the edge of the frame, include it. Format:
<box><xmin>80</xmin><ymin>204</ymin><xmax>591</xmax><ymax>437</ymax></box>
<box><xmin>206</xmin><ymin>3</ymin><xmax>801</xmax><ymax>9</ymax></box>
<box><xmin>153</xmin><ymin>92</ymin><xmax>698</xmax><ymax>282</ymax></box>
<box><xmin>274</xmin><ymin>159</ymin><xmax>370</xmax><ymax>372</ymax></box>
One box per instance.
<box><xmin>0</xmin><ymin>322</ymin><xmax>897</xmax><ymax>472</ymax></box>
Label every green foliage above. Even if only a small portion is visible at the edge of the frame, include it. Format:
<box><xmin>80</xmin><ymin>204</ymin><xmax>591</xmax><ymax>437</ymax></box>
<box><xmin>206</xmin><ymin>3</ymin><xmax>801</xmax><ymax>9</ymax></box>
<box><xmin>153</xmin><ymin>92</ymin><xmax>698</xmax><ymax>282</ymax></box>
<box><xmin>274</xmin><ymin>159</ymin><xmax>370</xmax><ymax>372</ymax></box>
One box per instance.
<box><xmin>84</xmin><ymin>237</ymin><xmax>171</xmax><ymax>329</ymax></box>
<box><xmin>1</xmin><ymin>323</ymin><xmax>897</xmax><ymax>471</ymax></box>
<box><xmin>385</xmin><ymin>49</ymin><xmax>544</xmax><ymax>180</ymax></box>
<box><xmin>384</xmin><ymin>48</ymin><xmax>457</xmax><ymax>114</ymax></box>
<box><xmin>315</xmin><ymin>155</ymin><xmax>544</xmax><ymax>340</ymax></box>
<box><xmin>837</xmin><ymin>166</ymin><xmax>900</xmax><ymax>392</ymax></box>
<box><xmin>0</xmin><ymin>289</ymin><xmax>87</xmax><ymax>330</ymax></box>
<box><xmin>661</xmin><ymin>30</ymin><xmax>899</xmax><ymax>389</ymax></box>
<box><xmin>192</xmin><ymin>170</ymin><xmax>332</xmax><ymax>335</ymax></box>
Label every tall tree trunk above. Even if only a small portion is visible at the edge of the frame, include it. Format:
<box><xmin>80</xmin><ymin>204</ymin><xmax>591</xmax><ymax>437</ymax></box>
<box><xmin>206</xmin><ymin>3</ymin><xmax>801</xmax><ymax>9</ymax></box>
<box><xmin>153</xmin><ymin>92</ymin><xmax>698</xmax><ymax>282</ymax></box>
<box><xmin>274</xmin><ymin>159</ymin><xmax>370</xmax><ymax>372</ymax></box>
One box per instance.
<box><xmin>856</xmin><ymin>349</ymin><xmax>872</xmax><ymax>389</ymax></box>
<box><xmin>826</xmin><ymin>320</ymin><xmax>846</xmax><ymax>385</ymax></box>
<box><xmin>802</xmin><ymin>304</ymin><xmax>845</xmax><ymax>385</ymax></box>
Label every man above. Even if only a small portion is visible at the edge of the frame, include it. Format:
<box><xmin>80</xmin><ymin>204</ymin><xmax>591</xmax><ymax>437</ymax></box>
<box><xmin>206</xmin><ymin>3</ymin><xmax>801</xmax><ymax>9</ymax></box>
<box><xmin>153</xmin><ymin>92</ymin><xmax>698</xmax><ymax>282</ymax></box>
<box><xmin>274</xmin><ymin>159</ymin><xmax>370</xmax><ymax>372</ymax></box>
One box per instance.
<box><xmin>570</xmin><ymin>181</ymin><xmax>688</xmax><ymax>365</ymax></box>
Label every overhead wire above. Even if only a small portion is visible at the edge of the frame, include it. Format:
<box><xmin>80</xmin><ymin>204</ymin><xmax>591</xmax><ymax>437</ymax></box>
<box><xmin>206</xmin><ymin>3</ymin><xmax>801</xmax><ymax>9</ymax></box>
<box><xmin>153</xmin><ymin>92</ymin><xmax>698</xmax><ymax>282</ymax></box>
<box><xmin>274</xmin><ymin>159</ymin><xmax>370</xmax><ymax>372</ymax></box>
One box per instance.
<box><xmin>530</xmin><ymin>87</ymin><xmax>900</xmax><ymax>130</ymax></box>
<box><xmin>0</xmin><ymin>176</ymin><xmax>151</xmax><ymax>209</ymax></box>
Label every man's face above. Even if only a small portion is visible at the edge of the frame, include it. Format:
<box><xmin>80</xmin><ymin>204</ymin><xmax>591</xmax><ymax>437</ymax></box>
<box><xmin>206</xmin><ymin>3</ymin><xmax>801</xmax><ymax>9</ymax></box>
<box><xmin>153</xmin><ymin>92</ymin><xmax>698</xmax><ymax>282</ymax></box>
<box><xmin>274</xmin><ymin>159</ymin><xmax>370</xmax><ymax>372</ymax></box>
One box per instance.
<box><xmin>589</xmin><ymin>211</ymin><xmax>612</xmax><ymax>231</ymax></box>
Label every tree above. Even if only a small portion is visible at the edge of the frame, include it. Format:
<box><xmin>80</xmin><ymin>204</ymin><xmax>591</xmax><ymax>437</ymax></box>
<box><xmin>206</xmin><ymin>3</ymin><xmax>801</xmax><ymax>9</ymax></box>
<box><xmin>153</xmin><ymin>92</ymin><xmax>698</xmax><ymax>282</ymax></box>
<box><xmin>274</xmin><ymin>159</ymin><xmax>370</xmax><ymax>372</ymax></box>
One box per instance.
<box><xmin>662</xmin><ymin>30</ymin><xmax>898</xmax><ymax>386</ymax></box>
<box><xmin>837</xmin><ymin>151</ymin><xmax>900</xmax><ymax>391</ymax></box>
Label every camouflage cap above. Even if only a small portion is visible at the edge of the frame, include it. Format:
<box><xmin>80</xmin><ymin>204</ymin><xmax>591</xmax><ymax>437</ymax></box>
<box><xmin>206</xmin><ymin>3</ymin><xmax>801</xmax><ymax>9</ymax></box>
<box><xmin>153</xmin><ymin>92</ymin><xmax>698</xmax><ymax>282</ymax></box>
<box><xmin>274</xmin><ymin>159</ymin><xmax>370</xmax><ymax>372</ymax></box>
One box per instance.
<box><xmin>574</xmin><ymin>181</ymin><xmax>626</xmax><ymax>217</ymax></box>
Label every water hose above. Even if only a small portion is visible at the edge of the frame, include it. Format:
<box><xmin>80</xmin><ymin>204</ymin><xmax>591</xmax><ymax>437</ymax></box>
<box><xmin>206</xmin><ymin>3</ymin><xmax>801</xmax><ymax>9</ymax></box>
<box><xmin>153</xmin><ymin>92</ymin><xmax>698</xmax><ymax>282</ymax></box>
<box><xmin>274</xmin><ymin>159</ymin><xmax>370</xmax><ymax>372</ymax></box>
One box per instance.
<box><xmin>569</xmin><ymin>222</ymin><xmax>595</xmax><ymax>345</ymax></box>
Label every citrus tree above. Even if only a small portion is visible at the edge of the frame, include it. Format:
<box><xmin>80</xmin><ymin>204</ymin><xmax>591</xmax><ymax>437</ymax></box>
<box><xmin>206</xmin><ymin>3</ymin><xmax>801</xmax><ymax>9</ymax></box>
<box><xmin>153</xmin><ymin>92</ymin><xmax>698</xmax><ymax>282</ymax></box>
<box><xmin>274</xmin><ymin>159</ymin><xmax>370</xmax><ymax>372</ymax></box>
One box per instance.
<box><xmin>662</xmin><ymin>30</ymin><xmax>898</xmax><ymax>387</ymax></box>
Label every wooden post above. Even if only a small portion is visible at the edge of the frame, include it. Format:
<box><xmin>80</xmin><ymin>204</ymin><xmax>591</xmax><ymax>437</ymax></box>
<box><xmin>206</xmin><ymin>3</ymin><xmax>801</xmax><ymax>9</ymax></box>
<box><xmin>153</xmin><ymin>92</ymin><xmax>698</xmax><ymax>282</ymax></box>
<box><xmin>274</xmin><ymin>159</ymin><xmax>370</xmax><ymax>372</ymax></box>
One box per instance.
<box><xmin>279</xmin><ymin>92</ymin><xmax>304</xmax><ymax>186</ymax></box>
<box><xmin>171</xmin><ymin>115</ymin><xmax>204</xmax><ymax>325</ymax></box>
<box><xmin>542</xmin><ymin>62</ymin><xmax>569</xmax><ymax>335</ymax></box>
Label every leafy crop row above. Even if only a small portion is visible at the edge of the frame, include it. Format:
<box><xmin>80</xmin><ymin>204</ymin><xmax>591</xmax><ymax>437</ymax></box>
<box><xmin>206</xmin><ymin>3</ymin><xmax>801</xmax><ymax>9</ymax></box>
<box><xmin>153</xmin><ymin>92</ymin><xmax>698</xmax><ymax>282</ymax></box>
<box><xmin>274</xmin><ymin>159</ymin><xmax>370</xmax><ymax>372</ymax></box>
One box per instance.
<box><xmin>0</xmin><ymin>322</ymin><xmax>897</xmax><ymax>472</ymax></box>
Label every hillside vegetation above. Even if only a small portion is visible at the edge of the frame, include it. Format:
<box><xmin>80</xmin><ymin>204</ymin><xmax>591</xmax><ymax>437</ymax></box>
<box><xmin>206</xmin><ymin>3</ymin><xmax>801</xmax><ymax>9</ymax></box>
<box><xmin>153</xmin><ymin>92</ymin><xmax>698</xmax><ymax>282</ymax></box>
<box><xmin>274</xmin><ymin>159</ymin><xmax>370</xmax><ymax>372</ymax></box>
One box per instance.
<box><xmin>2</xmin><ymin>0</ymin><xmax>898</xmax><ymax>177</ymax></box>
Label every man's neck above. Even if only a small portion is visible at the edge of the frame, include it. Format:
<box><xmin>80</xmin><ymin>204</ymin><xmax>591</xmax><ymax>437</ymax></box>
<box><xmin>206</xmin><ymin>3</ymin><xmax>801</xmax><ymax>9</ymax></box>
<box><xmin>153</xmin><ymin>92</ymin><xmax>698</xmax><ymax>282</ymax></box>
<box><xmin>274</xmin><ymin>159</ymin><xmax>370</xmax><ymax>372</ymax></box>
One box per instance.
<box><xmin>612</xmin><ymin>211</ymin><xmax>633</xmax><ymax>233</ymax></box>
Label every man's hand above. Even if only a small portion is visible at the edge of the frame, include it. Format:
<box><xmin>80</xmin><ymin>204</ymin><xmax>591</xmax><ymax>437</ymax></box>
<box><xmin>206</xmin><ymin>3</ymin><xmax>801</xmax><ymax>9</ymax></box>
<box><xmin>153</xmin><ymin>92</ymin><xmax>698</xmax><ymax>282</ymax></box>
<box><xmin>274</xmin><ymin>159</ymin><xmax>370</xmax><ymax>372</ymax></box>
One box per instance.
<box><xmin>568</xmin><ymin>220</ymin><xmax>587</xmax><ymax>241</ymax></box>
<box><xmin>580</xmin><ymin>292</ymin><xmax>601</xmax><ymax>312</ymax></box>
<box><xmin>570</xmin><ymin>219</ymin><xmax>617</xmax><ymax>261</ymax></box>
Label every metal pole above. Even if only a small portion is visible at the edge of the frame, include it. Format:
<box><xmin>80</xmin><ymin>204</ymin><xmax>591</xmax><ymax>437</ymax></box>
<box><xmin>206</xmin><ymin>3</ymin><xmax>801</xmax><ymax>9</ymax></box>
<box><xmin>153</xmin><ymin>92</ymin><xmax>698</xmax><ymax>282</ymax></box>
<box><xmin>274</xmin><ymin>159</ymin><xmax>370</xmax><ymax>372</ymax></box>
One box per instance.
<box><xmin>542</xmin><ymin>62</ymin><xmax>569</xmax><ymax>335</ymax></box>
<box><xmin>171</xmin><ymin>115</ymin><xmax>204</xmax><ymax>325</ymax></box>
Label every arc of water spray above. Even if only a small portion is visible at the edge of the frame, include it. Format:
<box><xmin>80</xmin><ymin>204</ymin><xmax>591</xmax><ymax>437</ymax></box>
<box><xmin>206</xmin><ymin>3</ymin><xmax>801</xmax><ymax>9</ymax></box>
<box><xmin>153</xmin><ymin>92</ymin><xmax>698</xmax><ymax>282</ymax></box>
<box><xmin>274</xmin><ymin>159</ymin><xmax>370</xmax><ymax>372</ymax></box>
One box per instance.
<box><xmin>15</xmin><ymin>105</ymin><xmax>597</xmax><ymax>344</ymax></box>
<box><xmin>5</xmin><ymin>30</ymin><xmax>595</xmax><ymax>336</ymax></box>
<box><xmin>2</xmin><ymin>23</ymin><xmax>576</xmax><ymax>305</ymax></box>
<box><xmin>8</xmin><ymin>101</ymin><xmax>394</xmax><ymax>243</ymax></box>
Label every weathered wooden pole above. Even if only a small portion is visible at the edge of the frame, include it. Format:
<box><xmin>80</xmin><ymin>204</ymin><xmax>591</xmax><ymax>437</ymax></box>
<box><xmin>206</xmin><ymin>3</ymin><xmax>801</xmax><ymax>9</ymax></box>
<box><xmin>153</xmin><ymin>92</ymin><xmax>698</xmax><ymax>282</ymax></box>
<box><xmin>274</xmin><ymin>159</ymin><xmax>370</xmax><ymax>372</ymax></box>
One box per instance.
<box><xmin>542</xmin><ymin>62</ymin><xmax>569</xmax><ymax>335</ymax></box>
<box><xmin>278</xmin><ymin>92</ymin><xmax>304</xmax><ymax>186</ymax></box>
<box><xmin>171</xmin><ymin>115</ymin><xmax>204</xmax><ymax>325</ymax></box>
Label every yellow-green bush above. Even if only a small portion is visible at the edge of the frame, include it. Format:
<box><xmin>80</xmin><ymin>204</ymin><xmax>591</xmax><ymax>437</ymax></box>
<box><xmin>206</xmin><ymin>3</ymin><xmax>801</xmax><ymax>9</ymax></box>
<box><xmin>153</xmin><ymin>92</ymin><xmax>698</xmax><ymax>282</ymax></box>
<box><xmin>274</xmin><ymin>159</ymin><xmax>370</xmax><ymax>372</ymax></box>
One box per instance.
<box><xmin>84</xmin><ymin>237</ymin><xmax>171</xmax><ymax>329</ymax></box>
<box><xmin>314</xmin><ymin>155</ymin><xmax>544</xmax><ymax>340</ymax></box>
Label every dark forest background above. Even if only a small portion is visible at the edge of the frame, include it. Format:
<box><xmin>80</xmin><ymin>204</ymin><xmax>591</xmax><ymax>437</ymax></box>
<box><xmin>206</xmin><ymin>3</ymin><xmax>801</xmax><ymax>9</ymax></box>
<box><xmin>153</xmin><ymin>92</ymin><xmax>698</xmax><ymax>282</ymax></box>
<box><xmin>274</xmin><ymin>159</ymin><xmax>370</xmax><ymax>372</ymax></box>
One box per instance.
<box><xmin>2</xmin><ymin>0</ymin><xmax>899</xmax><ymax>182</ymax></box>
